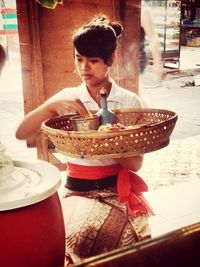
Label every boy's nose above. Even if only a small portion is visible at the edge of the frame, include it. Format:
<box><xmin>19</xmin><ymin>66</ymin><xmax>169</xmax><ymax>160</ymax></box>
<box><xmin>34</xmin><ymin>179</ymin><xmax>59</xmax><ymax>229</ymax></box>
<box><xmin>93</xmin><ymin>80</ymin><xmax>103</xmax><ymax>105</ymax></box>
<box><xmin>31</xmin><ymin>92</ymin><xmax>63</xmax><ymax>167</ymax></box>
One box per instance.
<box><xmin>81</xmin><ymin>61</ymin><xmax>89</xmax><ymax>70</ymax></box>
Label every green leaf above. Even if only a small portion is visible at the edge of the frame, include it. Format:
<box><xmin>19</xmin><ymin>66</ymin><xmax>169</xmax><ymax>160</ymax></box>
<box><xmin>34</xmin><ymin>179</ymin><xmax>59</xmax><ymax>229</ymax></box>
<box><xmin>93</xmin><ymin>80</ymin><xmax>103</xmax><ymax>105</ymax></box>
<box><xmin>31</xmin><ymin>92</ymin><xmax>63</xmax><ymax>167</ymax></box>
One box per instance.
<box><xmin>36</xmin><ymin>0</ymin><xmax>63</xmax><ymax>9</ymax></box>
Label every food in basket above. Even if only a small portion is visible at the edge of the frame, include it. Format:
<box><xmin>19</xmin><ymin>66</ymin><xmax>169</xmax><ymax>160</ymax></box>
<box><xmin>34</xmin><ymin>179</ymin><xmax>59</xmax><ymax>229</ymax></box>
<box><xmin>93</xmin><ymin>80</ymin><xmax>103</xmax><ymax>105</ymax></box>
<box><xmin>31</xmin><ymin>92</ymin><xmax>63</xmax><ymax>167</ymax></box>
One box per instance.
<box><xmin>125</xmin><ymin>124</ymin><xmax>145</xmax><ymax>130</ymax></box>
<box><xmin>97</xmin><ymin>123</ymin><xmax>141</xmax><ymax>132</ymax></box>
<box><xmin>98</xmin><ymin>123</ymin><xmax>125</xmax><ymax>132</ymax></box>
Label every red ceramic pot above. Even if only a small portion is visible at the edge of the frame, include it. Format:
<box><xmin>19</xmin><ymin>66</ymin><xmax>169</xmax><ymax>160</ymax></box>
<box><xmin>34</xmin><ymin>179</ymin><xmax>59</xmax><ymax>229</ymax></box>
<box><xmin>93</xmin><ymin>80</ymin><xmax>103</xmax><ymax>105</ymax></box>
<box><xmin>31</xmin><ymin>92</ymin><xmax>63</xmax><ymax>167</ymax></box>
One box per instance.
<box><xmin>0</xmin><ymin>160</ymin><xmax>65</xmax><ymax>267</ymax></box>
<box><xmin>0</xmin><ymin>193</ymin><xmax>65</xmax><ymax>267</ymax></box>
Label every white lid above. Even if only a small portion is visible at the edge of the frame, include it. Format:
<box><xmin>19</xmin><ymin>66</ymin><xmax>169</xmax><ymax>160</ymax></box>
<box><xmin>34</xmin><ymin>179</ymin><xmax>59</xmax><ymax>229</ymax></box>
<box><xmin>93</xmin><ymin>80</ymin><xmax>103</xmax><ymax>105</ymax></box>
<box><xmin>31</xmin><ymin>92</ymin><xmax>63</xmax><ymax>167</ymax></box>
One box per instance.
<box><xmin>0</xmin><ymin>160</ymin><xmax>61</xmax><ymax>211</ymax></box>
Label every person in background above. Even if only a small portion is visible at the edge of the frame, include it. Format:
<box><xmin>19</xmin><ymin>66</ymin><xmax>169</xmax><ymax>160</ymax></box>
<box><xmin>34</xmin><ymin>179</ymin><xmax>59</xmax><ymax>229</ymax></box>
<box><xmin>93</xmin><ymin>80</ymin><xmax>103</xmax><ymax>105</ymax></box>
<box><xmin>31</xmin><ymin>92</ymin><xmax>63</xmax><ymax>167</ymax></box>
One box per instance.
<box><xmin>139</xmin><ymin>2</ymin><xmax>164</xmax><ymax>107</ymax></box>
<box><xmin>140</xmin><ymin>2</ymin><xmax>164</xmax><ymax>79</ymax></box>
<box><xmin>16</xmin><ymin>14</ymin><xmax>153</xmax><ymax>265</ymax></box>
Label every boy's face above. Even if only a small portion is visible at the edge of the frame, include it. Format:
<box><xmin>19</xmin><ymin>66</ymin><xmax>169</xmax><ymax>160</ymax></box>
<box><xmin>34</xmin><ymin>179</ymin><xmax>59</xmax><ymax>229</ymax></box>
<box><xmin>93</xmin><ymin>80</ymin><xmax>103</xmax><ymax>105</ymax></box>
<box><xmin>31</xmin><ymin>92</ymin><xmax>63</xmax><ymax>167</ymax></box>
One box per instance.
<box><xmin>74</xmin><ymin>49</ymin><xmax>110</xmax><ymax>87</ymax></box>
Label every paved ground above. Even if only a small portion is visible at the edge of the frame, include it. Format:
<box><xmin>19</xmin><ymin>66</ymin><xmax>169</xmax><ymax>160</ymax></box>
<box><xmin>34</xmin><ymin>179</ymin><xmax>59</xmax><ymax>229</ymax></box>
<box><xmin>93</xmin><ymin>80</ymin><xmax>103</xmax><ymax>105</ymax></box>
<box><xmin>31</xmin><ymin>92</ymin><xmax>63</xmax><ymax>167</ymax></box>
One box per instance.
<box><xmin>140</xmin><ymin>65</ymin><xmax>200</xmax><ymax>140</ymax></box>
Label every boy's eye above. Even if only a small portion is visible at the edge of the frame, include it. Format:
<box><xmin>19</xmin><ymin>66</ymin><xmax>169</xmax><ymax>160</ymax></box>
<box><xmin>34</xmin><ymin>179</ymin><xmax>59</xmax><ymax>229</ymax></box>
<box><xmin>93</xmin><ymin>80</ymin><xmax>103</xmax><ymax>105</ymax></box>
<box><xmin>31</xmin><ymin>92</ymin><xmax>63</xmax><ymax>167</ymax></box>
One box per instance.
<box><xmin>76</xmin><ymin>57</ymin><xmax>82</xmax><ymax>62</ymax></box>
<box><xmin>90</xmin><ymin>59</ymin><xmax>99</xmax><ymax>63</ymax></box>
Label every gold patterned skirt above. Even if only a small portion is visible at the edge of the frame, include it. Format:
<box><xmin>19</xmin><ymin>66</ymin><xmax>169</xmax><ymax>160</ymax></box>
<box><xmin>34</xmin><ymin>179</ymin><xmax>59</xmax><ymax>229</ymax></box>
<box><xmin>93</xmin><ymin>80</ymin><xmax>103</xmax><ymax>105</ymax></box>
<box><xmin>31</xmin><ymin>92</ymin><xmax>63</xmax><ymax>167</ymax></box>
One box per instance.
<box><xmin>61</xmin><ymin>188</ymin><xmax>151</xmax><ymax>265</ymax></box>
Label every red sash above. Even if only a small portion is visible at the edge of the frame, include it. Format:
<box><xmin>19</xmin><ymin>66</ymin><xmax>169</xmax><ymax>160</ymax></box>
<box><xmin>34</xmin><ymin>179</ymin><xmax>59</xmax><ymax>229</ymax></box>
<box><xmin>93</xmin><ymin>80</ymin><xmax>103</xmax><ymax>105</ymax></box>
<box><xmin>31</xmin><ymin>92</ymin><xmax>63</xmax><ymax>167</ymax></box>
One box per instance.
<box><xmin>67</xmin><ymin>162</ymin><xmax>154</xmax><ymax>218</ymax></box>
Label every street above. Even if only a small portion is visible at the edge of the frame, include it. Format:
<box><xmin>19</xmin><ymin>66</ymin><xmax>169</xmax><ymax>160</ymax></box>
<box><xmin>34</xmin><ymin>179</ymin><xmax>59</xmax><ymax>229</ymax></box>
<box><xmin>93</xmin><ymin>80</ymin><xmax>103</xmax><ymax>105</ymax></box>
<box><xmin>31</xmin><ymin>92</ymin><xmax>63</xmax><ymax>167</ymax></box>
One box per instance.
<box><xmin>140</xmin><ymin>66</ymin><xmax>200</xmax><ymax>140</ymax></box>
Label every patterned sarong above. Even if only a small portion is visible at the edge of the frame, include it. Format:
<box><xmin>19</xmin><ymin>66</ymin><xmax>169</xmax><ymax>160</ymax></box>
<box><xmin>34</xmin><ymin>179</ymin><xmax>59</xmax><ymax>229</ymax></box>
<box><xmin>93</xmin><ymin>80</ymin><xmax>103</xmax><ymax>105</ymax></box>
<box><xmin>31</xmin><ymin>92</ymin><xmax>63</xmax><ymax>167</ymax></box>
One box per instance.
<box><xmin>61</xmin><ymin>189</ymin><xmax>151</xmax><ymax>264</ymax></box>
<box><xmin>61</xmin><ymin>163</ymin><xmax>153</xmax><ymax>265</ymax></box>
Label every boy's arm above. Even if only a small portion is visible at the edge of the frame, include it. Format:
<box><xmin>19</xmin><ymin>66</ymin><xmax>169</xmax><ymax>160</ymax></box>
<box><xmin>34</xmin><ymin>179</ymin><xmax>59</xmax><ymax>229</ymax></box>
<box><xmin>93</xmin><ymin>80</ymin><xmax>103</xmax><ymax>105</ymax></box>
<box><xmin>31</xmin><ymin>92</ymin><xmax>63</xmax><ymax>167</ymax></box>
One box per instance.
<box><xmin>15</xmin><ymin>99</ymin><xmax>90</xmax><ymax>141</ymax></box>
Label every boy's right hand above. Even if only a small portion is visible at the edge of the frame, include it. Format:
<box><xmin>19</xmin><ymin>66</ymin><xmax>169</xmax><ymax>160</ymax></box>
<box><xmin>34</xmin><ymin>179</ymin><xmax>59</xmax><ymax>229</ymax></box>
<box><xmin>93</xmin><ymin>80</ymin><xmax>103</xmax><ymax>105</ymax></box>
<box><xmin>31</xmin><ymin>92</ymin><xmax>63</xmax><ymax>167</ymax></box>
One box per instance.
<box><xmin>46</xmin><ymin>99</ymin><xmax>91</xmax><ymax>117</ymax></box>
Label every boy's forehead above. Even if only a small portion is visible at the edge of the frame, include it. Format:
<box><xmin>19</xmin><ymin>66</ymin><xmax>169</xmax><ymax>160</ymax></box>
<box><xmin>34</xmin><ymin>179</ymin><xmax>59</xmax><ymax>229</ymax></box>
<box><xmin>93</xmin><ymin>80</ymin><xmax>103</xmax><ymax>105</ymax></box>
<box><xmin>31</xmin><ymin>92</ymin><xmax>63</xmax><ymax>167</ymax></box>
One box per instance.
<box><xmin>74</xmin><ymin>50</ymin><xmax>101</xmax><ymax>60</ymax></box>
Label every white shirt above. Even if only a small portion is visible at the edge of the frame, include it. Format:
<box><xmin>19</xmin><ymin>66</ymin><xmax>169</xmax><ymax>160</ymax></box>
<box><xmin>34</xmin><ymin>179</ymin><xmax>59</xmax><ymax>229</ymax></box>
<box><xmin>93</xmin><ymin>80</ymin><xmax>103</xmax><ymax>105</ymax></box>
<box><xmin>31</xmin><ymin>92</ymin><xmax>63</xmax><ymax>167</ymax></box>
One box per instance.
<box><xmin>47</xmin><ymin>79</ymin><xmax>143</xmax><ymax>166</ymax></box>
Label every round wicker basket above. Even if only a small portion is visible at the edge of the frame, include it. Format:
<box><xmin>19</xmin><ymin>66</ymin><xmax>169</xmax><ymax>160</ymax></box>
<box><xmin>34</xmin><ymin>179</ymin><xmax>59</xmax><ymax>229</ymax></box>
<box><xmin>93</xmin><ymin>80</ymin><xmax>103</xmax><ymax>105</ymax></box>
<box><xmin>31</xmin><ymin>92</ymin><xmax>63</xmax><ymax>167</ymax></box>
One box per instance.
<box><xmin>41</xmin><ymin>108</ymin><xmax>178</xmax><ymax>159</ymax></box>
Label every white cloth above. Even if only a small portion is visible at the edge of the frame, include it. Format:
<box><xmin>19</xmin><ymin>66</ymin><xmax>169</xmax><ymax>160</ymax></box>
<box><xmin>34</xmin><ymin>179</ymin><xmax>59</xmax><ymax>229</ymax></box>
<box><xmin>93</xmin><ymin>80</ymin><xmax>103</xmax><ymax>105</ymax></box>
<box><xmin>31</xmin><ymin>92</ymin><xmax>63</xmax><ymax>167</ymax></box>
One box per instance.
<box><xmin>47</xmin><ymin>79</ymin><xmax>143</xmax><ymax>166</ymax></box>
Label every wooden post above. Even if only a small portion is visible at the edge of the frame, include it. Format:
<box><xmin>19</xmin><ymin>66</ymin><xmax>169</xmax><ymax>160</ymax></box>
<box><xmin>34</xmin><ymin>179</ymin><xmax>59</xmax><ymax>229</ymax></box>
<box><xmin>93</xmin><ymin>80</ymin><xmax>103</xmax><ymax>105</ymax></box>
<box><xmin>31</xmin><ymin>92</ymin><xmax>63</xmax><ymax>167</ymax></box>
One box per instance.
<box><xmin>16</xmin><ymin>0</ymin><xmax>45</xmax><ymax>114</ymax></box>
<box><xmin>118</xmin><ymin>0</ymin><xmax>141</xmax><ymax>94</ymax></box>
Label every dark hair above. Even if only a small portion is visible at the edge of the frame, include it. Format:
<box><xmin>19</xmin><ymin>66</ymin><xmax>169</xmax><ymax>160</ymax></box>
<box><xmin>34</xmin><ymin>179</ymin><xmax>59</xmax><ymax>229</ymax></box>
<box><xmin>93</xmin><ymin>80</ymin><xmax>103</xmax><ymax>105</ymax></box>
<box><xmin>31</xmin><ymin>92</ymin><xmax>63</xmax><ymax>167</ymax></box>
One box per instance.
<box><xmin>73</xmin><ymin>14</ymin><xmax>123</xmax><ymax>65</ymax></box>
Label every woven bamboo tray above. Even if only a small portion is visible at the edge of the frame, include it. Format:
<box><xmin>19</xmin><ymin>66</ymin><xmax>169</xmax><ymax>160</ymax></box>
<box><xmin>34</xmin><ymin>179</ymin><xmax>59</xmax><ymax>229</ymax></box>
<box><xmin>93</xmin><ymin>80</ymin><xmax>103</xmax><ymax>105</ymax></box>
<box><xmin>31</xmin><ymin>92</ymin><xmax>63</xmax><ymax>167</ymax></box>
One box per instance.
<box><xmin>41</xmin><ymin>108</ymin><xmax>178</xmax><ymax>159</ymax></box>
